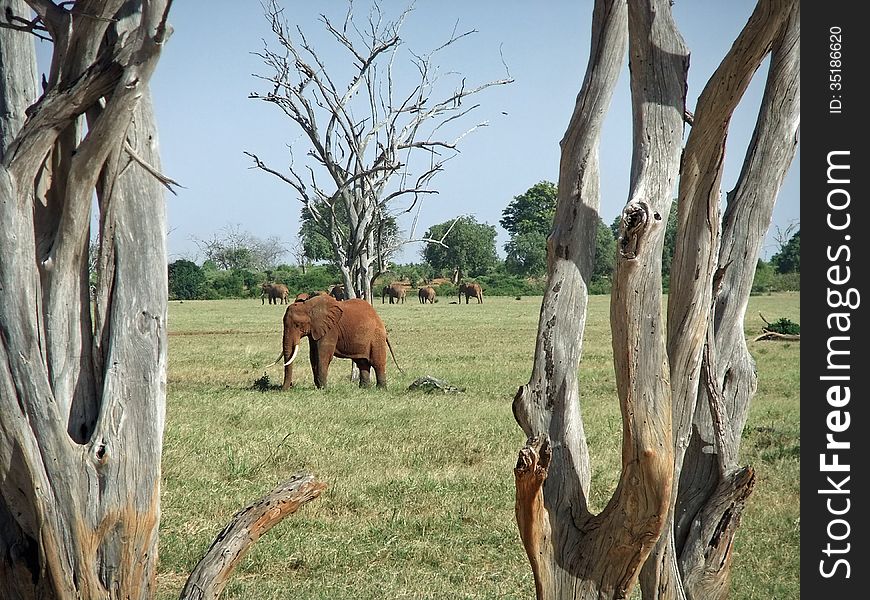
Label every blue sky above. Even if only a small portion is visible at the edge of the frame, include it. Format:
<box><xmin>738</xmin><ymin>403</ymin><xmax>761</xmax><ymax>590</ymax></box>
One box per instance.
<box><xmin>150</xmin><ymin>1</ymin><xmax>799</xmax><ymax>265</ymax></box>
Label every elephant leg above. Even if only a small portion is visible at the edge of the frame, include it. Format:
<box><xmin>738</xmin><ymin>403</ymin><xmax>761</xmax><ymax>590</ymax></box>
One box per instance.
<box><xmin>355</xmin><ymin>359</ymin><xmax>372</xmax><ymax>388</ymax></box>
<box><xmin>373</xmin><ymin>360</ymin><xmax>387</xmax><ymax>389</ymax></box>
<box><xmin>314</xmin><ymin>341</ymin><xmax>336</xmax><ymax>389</ymax></box>
<box><xmin>371</xmin><ymin>343</ymin><xmax>388</xmax><ymax>389</ymax></box>
<box><xmin>309</xmin><ymin>342</ymin><xmax>320</xmax><ymax>386</ymax></box>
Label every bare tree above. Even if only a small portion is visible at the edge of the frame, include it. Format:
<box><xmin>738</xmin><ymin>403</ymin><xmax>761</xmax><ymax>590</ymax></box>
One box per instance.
<box><xmin>0</xmin><ymin>1</ymin><xmax>173</xmax><ymax>596</ymax></box>
<box><xmin>1</xmin><ymin>3</ymin><xmax>326</xmax><ymax>598</ymax></box>
<box><xmin>512</xmin><ymin>1</ymin><xmax>799</xmax><ymax>599</ymax></box>
<box><xmin>193</xmin><ymin>223</ymin><xmax>288</xmax><ymax>270</ymax></box>
<box><xmin>246</xmin><ymin>0</ymin><xmax>512</xmax><ymax>301</ymax></box>
<box><xmin>290</xmin><ymin>231</ymin><xmax>310</xmax><ymax>273</ymax></box>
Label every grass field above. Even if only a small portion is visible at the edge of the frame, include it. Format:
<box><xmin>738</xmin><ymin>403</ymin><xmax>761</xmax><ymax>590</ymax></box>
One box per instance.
<box><xmin>157</xmin><ymin>292</ymin><xmax>799</xmax><ymax>599</ymax></box>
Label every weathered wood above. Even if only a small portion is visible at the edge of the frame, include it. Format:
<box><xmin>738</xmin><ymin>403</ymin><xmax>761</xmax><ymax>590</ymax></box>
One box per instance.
<box><xmin>642</xmin><ymin>2</ymin><xmax>798</xmax><ymax>598</ymax></box>
<box><xmin>513</xmin><ymin>0</ymin><xmax>688</xmax><ymax>597</ymax></box>
<box><xmin>0</xmin><ymin>2</ymin><xmax>172</xmax><ymax>598</ymax></box>
<box><xmin>180</xmin><ymin>474</ymin><xmax>327</xmax><ymax>600</ymax></box>
<box><xmin>753</xmin><ymin>331</ymin><xmax>800</xmax><ymax>342</ymax></box>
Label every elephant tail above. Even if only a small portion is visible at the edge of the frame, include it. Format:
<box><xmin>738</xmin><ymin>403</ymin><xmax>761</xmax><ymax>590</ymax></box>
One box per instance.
<box><xmin>386</xmin><ymin>336</ymin><xmax>404</xmax><ymax>374</ymax></box>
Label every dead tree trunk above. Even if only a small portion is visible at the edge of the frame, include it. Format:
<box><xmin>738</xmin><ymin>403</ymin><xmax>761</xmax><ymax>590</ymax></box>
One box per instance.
<box><xmin>2</xmin><ymin>5</ymin><xmax>327</xmax><ymax>599</ymax></box>
<box><xmin>513</xmin><ymin>0</ymin><xmax>687</xmax><ymax>597</ymax></box>
<box><xmin>515</xmin><ymin>1</ymin><xmax>799</xmax><ymax>599</ymax></box>
<box><xmin>668</xmin><ymin>5</ymin><xmax>800</xmax><ymax>599</ymax></box>
<box><xmin>0</xmin><ymin>2</ymin><xmax>172</xmax><ymax>597</ymax></box>
<box><xmin>640</xmin><ymin>2</ymin><xmax>796</xmax><ymax>599</ymax></box>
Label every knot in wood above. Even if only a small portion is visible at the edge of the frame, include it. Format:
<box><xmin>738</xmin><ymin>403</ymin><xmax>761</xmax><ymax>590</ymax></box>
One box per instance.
<box><xmin>619</xmin><ymin>202</ymin><xmax>650</xmax><ymax>259</ymax></box>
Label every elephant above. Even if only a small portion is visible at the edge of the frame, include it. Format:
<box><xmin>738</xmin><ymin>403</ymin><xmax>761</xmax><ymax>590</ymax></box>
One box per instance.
<box><xmin>382</xmin><ymin>283</ymin><xmax>406</xmax><ymax>304</ymax></box>
<box><xmin>329</xmin><ymin>284</ymin><xmax>349</xmax><ymax>301</ymax></box>
<box><xmin>418</xmin><ymin>286</ymin><xmax>436</xmax><ymax>304</ymax></box>
<box><xmin>261</xmin><ymin>282</ymin><xmax>290</xmax><ymax>305</ymax></box>
<box><xmin>458</xmin><ymin>282</ymin><xmax>483</xmax><ymax>304</ymax></box>
<box><xmin>281</xmin><ymin>294</ymin><xmax>399</xmax><ymax>389</ymax></box>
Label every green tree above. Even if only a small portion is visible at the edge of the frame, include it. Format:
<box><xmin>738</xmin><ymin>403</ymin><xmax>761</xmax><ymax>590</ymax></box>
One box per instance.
<box><xmin>770</xmin><ymin>229</ymin><xmax>799</xmax><ymax>273</ymax></box>
<box><xmin>501</xmin><ymin>182</ymin><xmax>557</xmax><ymax>277</ymax></box>
<box><xmin>422</xmin><ymin>216</ymin><xmax>498</xmax><ymax>276</ymax></box>
<box><xmin>593</xmin><ymin>218</ymin><xmax>616</xmax><ymax>281</ymax></box>
<box><xmin>299</xmin><ymin>206</ymin><xmax>401</xmax><ymax>271</ymax></box>
<box><xmin>500</xmin><ymin>181</ymin><xmax>558</xmax><ymax>236</ymax></box>
<box><xmin>299</xmin><ymin>213</ymin><xmax>334</xmax><ymax>263</ymax></box>
<box><xmin>168</xmin><ymin>260</ymin><xmax>205</xmax><ymax>300</ymax></box>
<box><xmin>505</xmin><ymin>231</ymin><xmax>549</xmax><ymax>277</ymax></box>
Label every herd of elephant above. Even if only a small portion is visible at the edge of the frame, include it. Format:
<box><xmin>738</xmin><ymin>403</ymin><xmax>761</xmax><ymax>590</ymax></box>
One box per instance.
<box><xmin>261</xmin><ymin>281</ymin><xmax>484</xmax><ymax>305</ymax></box>
<box><xmin>259</xmin><ymin>280</ymin><xmax>484</xmax><ymax>392</ymax></box>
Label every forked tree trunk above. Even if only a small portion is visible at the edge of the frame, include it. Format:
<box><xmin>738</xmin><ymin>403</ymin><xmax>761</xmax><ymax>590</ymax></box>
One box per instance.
<box><xmin>640</xmin><ymin>2</ymin><xmax>796</xmax><ymax>599</ymax></box>
<box><xmin>668</xmin><ymin>5</ymin><xmax>800</xmax><ymax>599</ymax></box>
<box><xmin>2</xmin><ymin>5</ymin><xmax>326</xmax><ymax>599</ymax></box>
<box><xmin>0</xmin><ymin>2</ymin><xmax>171</xmax><ymax>597</ymax></box>
<box><xmin>512</xmin><ymin>0</ymin><xmax>687</xmax><ymax>597</ymax></box>
<box><xmin>515</xmin><ymin>1</ymin><xmax>799</xmax><ymax>599</ymax></box>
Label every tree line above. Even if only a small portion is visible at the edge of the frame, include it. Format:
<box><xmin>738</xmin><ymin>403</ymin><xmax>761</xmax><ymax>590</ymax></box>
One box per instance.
<box><xmin>168</xmin><ymin>181</ymin><xmax>799</xmax><ymax>301</ymax></box>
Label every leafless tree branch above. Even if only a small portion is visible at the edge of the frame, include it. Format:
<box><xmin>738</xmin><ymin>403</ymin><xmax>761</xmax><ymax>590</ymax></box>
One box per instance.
<box><xmin>249</xmin><ymin>0</ymin><xmax>512</xmax><ymax>299</ymax></box>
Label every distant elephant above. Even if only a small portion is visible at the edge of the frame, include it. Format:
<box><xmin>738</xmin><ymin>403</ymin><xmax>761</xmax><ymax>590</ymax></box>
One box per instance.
<box><xmin>458</xmin><ymin>282</ymin><xmax>483</xmax><ymax>304</ymax></box>
<box><xmin>329</xmin><ymin>284</ymin><xmax>349</xmax><ymax>301</ymax></box>
<box><xmin>382</xmin><ymin>283</ymin><xmax>406</xmax><ymax>304</ymax></box>
<box><xmin>294</xmin><ymin>292</ymin><xmax>310</xmax><ymax>302</ymax></box>
<box><xmin>281</xmin><ymin>294</ymin><xmax>399</xmax><ymax>389</ymax></box>
<box><xmin>261</xmin><ymin>282</ymin><xmax>290</xmax><ymax>305</ymax></box>
<box><xmin>418</xmin><ymin>286</ymin><xmax>436</xmax><ymax>304</ymax></box>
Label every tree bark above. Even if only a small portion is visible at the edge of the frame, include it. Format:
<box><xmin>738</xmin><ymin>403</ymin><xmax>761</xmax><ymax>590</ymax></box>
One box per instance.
<box><xmin>673</xmin><ymin>5</ymin><xmax>800</xmax><ymax>598</ymax></box>
<box><xmin>640</xmin><ymin>1</ymin><xmax>796</xmax><ymax>598</ymax></box>
<box><xmin>513</xmin><ymin>1</ymin><xmax>688</xmax><ymax>597</ymax></box>
<box><xmin>0</xmin><ymin>2</ymin><xmax>172</xmax><ymax>598</ymax></box>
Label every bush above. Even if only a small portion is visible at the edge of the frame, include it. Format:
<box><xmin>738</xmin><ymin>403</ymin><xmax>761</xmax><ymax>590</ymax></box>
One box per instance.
<box><xmin>752</xmin><ymin>261</ymin><xmax>800</xmax><ymax>294</ymax></box>
<box><xmin>168</xmin><ymin>259</ymin><xmax>205</xmax><ymax>300</ymax></box>
<box><xmin>765</xmin><ymin>317</ymin><xmax>800</xmax><ymax>335</ymax></box>
<box><xmin>206</xmin><ymin>270</ymin><xmax>247</xmax><ymax>298</ymax></box>
<box><xmin>751</xmin><ymin>261</ymin><xmax>776</xmax><ymax>294</ymax></box>
<box><xmin>588</xmin><ymin>277</ymin><xmax>612</xmax><ymax>295</ymax></box>
<box><xmin>769</xmin><ymin>271</ymin><xmax>800</xmax><ymax>292</ymax></box>
<box><xmin>281</xmin><ymin>265</ymin><xmax>341</xmax><ymax>295</ymax></box>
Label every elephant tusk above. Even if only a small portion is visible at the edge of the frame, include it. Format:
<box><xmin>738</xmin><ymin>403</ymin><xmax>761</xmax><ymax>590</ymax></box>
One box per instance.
<box><xmin>284</xmin><ymin>345</ymin><xmax>300</xmax><ymax>367</ymax></box>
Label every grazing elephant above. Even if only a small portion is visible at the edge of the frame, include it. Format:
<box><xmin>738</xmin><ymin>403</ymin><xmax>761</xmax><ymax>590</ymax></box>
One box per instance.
<box><xmin>281</xmin><ymin>294</ymin><xmax>399</xmax><ymax>389</ymax></box>
<box><xmin>329</xmin><ymin>284</ymin><xmax>349</xmax><ymax>301</ymax></box>
<box><xmin>382</xmin><ymin>283</ymin><xmax>406</xmax><ymax>304</ymax></box>
<box><xmin>261</xmin><ymin>282</ymin><xmax>290</xmax><ymax>305</ymax></box>
<box><xmin>418</xmin><ymin>286</ymin><xmax>436</xmax><ymax>304</ymax></box>
<box><xmin>458</xmin><ymin>282</ymin><xmax>483</xmax><ymax>304</ymax></box>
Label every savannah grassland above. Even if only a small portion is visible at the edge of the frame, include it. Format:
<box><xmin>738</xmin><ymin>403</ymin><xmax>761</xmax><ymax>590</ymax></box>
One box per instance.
<box><xmin>157</xmin><ymin>292</ymin><xmax>800</xmax><ymax>600</ymax></box>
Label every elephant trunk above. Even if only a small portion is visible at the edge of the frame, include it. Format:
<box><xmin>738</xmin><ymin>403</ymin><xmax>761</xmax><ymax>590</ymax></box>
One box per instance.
<box><xmin>282</xmin><ymin>331</ymin><xmax>300</xmax><ymax>390</ymax></box>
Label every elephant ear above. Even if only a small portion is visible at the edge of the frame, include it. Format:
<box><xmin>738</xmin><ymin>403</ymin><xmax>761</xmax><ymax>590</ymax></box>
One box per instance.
<box><xmin>309</xmin><ymin>295</ymin><xmax>343</xmax><ymax>341</ymax></box>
